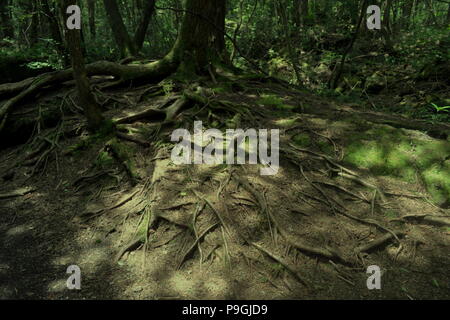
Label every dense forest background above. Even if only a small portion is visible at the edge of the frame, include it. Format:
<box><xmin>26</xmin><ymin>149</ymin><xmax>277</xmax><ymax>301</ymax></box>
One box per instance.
<box><xmin>1</xmin><ymin>0</ymin><xmax>449</xmax><ymax>118</ymax></box>
<box><xmin>0</xmin><ymin>0</ymin><xmax>449</xmax><ymax>300</ymax></box>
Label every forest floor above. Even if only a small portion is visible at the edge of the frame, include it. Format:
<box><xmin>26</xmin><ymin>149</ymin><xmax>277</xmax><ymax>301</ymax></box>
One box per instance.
<box><xmin>0</xmin><ymin>75</ymin><xmax>449</xmax><ymax>299</ymax></box>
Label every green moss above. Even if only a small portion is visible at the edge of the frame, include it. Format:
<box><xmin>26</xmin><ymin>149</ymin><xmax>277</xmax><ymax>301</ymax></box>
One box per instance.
<box><xmin>384</xmin><ymin>209</ymin><xmax>399</xmax><ymax>219</ymax></box>
<box><xmin>293</xmin><ymin>133</ymin><xmax>311</xmax><ymax>147</ymax></box>
<box><xmin>422</xmin><ymin>163</ymin><xmax>450</xmax><ymax>205</ymax></box>
<box><xmin>95</xmin><ymin>150</ymin><xmax>114</xmax><ymax>169</ymax></box>
<box><xmin>98</xmin><ymin>119</ymin><xmax>116</xmax><ymax>136</ymax></box>
<box><xmin>107</xmin><ymin>138</ymin><xmax>140</xmax><ymax>181</ymax></box>
<box><xmin>317</xmin><ymin>140</ymin><xmax>334</xmax><ymax>155</ymax></box>
<box><xmin>257</xmin><ymin>94</ymin><xmax>282</xmax><ymax>107</ymax></box>
<box><xmin>257</xmin><ymin>94</ymin><xmax>295</xmax><ymax>111</ymax></box>
<box><xmin>343</xmin><ymin>126</ymin><xmax>450</xmax><ymax>205</ymax></box>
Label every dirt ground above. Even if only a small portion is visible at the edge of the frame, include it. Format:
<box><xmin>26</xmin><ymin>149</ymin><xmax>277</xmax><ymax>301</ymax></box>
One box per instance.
<box><xmin>0</xmin><ymin>81</ymin><xmax>449</xmax><ymax>300</ymax></box>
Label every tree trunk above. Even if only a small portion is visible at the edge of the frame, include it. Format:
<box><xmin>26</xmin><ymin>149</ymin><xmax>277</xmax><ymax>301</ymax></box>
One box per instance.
<box><xmin>41</xmin><ymin>0</ymin><xmax>69</xmax><ymax>66</ymax></box>
<box><xmin>103</xmin><ymin>0</ymin><xmax>139</xmax><ymax>57</ymax></box>
<box><xmin>330</xmin><ymin>0</ymin><xmax>369</xmax><ymax>89</ymax></box>
<box><xmin>30</xmin><ymin>0</ymin><xmax>39</xmax><ymax>45</ymax></box>
<box><xmin>402</xmin><ymin>0</ymin><xmax>413</xmax><ymax>28</ymax></box>
<box><xmin>0</xmin><ymin>0</ymin><xmax>14</xmax><ymax>39</ymax></box>
<box><xmin>382</xmin><ymin>0</ymin><xmax>394</xmax><ymax>52</ymax></box>
<box><xmin>173</xmin><ymin>0</ymin><xmax>227</xmax><ymax>72</ymax></box>
<box><xmin>133</xmin><ymin>0</ymin><xmax>156</xmax><ymax>51</ymax></box>
<box><xmin>64</xmin><ymin>0</ymin><xmax>105</xmax><ymax>130</ymax></box>
<box><xmin>87</xmin><ymin>0</ymin><xmax>96</xmax><ymax>39</ymax></box>
<box><xmin>447</xmin><ymin>4</ymin><xmax>450</xmax><ymax>25</ymax></box>
<box><xmin>294</xmin><ymin>0</ymin><xmax>309</xmax><ymax>27</ymax></box>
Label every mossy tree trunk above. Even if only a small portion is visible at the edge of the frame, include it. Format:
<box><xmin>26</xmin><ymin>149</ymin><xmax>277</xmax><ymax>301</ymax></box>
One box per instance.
<box><xmin>170</xmin><ymin>0</ymin><xmax>227</xmax><ymax>73</ymax></box>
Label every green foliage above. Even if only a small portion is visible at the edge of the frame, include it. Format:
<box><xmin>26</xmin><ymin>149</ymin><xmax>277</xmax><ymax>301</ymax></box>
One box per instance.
<box><xmin>430</xmin><ymin>103</ymin><xmax>450</xmax><ymax>113</ymax></box>
<box><xmin>292</xmin><ymin>133</ymin><xmax>311</xmax><ymax>147</ymax></box>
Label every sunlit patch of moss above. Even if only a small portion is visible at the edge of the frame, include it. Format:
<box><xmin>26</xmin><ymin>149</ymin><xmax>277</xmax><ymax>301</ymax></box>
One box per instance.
<box><xmin>274</xmin><ymin>117</ymin><xmax>298</xmax><ymax>127</ymax></box>
<box><xmin>136</xmin><ymin>125</ymin><xmax>154</xmax><ymax>140</ymax></box>
<box><xmin>343</xmin><ymin>126</ymin><xmax>450</xmax><ymax>205</ymax></box>
<box><xmin>415</xmin><ymin>140</ymin><xmax>448</xmax><ymax>169</ymax></box>
<box><xmin>257</xmin><ymin>94</ymin><xmax>282</xmax><ymax>106</ymax></box>
<box><xmin>422</xmin><ymin>163</ymin><xmax>450</xmax><ymax>204</ymax></box>
<box><xmin>257</xmin><ymin>94</ymin><xmax>296</xmax><ymax>112</ymax></box>
<box><xmin>292</xmin><ymin>133</ymin><xmax>311</xmax><ymax>147</ymax></box>
<box><xmin>278</xmin><ymin>104</ymin><xmax>296</xmax><ymax>110</ymax></box>
<box><xmin>345</xmin><ymin>141</ymin><xmax>384</xmax><ymax>169</ymax></box>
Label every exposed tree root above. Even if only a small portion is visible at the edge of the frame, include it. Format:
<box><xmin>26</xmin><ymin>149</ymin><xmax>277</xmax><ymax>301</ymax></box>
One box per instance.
<box><xmin>115</xmin><ymin>237</ymin><xmax>145</xmax><ymax>262</ymax></box>
<box><xmin>392</xmin><ymin>214</ymin><xmax>450</xmax><ymax>227</ymax></box>
<box><xmin>234</xmin><ymin>174</ymin><xmax>353</xmax><ymax>265</ymax></box>
<box><xmin>279</xmin><ymin>145</ymin><xmax>408</xmax><ymax>262</ymax></box>
<box><xmin>116</xmin><ymin>132</ymin><xmax>150</xmax><ymax>147</ymax></box>
<box><xmin>0</xmin><ymin>187</ymin><xmax>35</xmax><ymax>200</ymax></box>
<box><xmin>0</xmin><ymin>59</ymin><xmax>178</xmax><ymax>133</ymax></box>
<box><xmin>177</xmin><ymin>222</ymin><xmax>219</xmax><ymax>269</ymax></box>
<box><xmin>105</xmin><ymin>139</ymin><xmax>141</xmax><ymax>184</ymax></box>
<box><xmin>78</xmin><ymin>188</ymin><xmax>140</xmax><ymax>221</ymax></box>
<box><xmin>251</xmin><ymin>242</ymin><xmax>310</xmax><ymax>288</ymax></box>
<box><xmin>193</xmin><ymin>189</ymin><xmax>231</xmax><ymax>236</ymax></box>
<box><xmin>355</xmin><ymin>231</ymin><xmax>405</xmax><ymax>254</ymax></box>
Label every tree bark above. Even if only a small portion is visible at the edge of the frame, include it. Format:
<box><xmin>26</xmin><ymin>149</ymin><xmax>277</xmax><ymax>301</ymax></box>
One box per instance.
<box><xmin>87</xmin><ymin>0</ymin><xmax>96</xmax><ymax>39</ymax></box>
<box><xmin>330</xmin><ymin>0</ymin><xmax>369</xmax><ymax>89</ymax></box>
<box><xmin>64</xmin><ymin>0</ymin><xmax>105</xmax><ymax>130</ymax></box>
<box><xmin>382</xmin><ymin>0</ymin><xmax>394</xmax><ymax>51</ymax></box>
<box><xmin>133</xmin><ymin>0</ymin><xmax>156</xmax><ymax>51</ymax></box>
<box><xmin>103</xmin><ymin>0</ymin><xmax>139</xmax><ymax>57</ymax></box>
<box><xmin>293</xmin><ymin>0</ymin><xmax>309</xmax><ymax>27</ymax></box>
<box><xmin>173</xmin><ymin>0</ymin><xmax>227</xmax><ymax>72</ymax></box>
<box><xmin>401</xmin><ymin>0</ymin><xmax>413</xmax><ymax>28</ymax></box>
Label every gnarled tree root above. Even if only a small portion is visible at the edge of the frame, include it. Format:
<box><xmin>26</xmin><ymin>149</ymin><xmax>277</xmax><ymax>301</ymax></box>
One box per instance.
<box><xmin>0</xmin><ymin>59</ymin><xmax>178</xmax><ymax>133</ymax></box>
